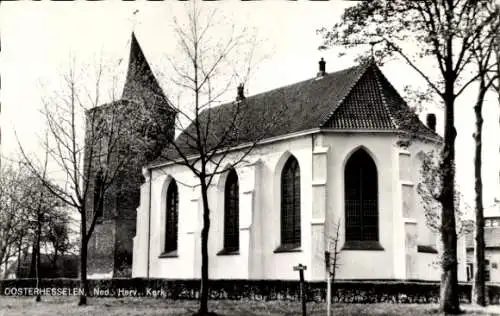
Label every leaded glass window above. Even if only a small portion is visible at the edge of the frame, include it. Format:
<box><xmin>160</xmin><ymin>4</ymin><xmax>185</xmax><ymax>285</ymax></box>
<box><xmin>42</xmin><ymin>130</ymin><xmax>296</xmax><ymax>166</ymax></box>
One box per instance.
<box><xmin>345</xmin><ymin>149</ymin><xmax>378</xmax><ymax>241</ymax></box>
<box><xmin>165</xmin><ymin>180</ymin><xmax>179</xmax><ymax>253</ymax></box>
<box><xmin>223</xmin><ymin>169</ymin><xmax>239</xmax><ymax>251</ymax></box>
<box><xmin>281</xmin><ymin>156</ymin><xmax>301</xmax><ymax>247</ymax></box>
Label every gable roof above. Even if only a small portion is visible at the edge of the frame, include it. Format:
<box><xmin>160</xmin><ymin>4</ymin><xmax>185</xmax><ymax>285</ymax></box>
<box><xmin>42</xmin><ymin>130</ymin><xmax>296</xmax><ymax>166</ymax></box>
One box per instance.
<box><xmin>157</xmin><ymin>62</ymin><xmax>439</xmax><ymax>164</ymax></box>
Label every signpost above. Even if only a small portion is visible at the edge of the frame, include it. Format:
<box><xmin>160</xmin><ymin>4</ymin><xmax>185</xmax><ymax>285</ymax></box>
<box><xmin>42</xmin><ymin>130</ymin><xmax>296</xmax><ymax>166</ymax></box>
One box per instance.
<box><xmin>293</xmin><ymin>264</ymin><xmax>308</xmax><ymax>316</ymax></box>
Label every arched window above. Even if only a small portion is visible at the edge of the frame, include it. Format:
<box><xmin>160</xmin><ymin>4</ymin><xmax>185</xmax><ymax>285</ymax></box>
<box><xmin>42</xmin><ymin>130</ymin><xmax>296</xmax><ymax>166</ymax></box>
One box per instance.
<box><xmin>165</xmin><ymin>180</ymin><xmax>179</xmax><ymax>253</ymax></box>
<box><xmin>223</xmin><ymin>169</ymin><xmax>239</xmax><ymax>252</ymax></box>
<box><xmin>93</xmin><ymin>169</ymin><xmax>104</xmax><ymax>218</ymax></box>
<box><xmin>281</xmin><ymin>156</ymin><xmax>301</xmax><ymax>247</ymax></box>
<box><xmin>345</xmin><ymin>149</ymin><xmax>378</xmax><ymax>242</ymax></box>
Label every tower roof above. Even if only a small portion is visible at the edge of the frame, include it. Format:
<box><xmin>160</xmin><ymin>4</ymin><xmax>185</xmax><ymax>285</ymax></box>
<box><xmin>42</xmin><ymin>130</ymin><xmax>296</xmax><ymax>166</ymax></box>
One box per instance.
<box><xmin>122</xmin><ymin>32</ymin><xmax>168</xmax><ymax>105</ymax></box>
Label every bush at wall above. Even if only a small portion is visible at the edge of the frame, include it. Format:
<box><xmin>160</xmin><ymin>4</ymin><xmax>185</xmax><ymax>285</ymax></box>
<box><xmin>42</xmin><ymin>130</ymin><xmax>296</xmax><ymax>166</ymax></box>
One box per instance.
<box><xmin>1</xmin><ymin>278</ymin><xmax>500</xmax><ymax>304</ymax></box>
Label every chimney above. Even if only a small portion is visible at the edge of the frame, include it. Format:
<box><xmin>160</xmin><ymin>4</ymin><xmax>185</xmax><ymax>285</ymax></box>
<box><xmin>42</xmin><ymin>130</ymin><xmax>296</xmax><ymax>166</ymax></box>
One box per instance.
<box><xmin>317</xmin><ymin>57</ymin><xmax>326</xmax><ymax>77</ymax></box>
<box><xmin>426</xmin><ymin>113</ymin><xmax>436</xmax><ymax>132</ymax></box>
<box><xmin>236</xmin><ymin>83</ymin><xmax>245</xmax><ymax>101</ymax></box>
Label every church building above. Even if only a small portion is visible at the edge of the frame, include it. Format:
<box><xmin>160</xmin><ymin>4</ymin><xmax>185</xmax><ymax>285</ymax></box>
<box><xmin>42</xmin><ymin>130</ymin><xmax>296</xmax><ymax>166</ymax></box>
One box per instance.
<box><xmin>86</xmin><ymin>33</ymin><xmax>176</xmax><ymax>278</ymax></box>
<box><xmin>131</xmin><ymin>45</ymin><xmax>468</xmax><ymax>281</ymax></box>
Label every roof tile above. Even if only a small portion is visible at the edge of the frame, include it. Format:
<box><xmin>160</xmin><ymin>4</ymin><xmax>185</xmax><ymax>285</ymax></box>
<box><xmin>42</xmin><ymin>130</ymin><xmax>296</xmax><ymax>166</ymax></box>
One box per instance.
<box><xmin>157</xmin><ymin>62</ymin><xmax>439</xmax><ymax>162</ymax></box>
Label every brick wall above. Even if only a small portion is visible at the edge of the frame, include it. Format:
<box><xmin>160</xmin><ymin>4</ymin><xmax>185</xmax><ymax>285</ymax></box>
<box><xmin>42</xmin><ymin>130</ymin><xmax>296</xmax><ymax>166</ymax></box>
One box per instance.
<box><xmin>84</xmin><ymin>99</ymin><xmax>175</xmax><ymax>277</ymax></box>
<box><xmin>88</xmin><ymin>221</ymin><xmax>115</xmax><ymax>276</ymax></box>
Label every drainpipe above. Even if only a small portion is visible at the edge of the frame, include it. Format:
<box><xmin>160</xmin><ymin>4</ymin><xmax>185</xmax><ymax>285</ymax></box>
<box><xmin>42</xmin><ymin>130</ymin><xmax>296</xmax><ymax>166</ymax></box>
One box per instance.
<box><xmin>147</xmin><ymin>168</ymin><xmax>152</xmax><ymax>278</ymax></box>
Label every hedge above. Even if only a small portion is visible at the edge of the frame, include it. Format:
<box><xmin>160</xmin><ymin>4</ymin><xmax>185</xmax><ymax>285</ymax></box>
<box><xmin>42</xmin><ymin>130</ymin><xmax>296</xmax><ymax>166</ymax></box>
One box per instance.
<box><xmin>1</xmin><ymin>278</ymin><xmax>500</xmax><ymax>304</ymax></box>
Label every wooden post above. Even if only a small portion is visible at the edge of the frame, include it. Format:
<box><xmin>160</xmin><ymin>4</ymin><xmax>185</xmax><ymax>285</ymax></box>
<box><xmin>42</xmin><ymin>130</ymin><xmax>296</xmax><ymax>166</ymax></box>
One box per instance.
<box><xmin>327</xmin><ymin>275</ymin><xmax>331</xmax><ymax>316</ymax></box>
<box><xmin>325</xmin><ymin>248</ymin><xmax>331</xmax><ymax>316</ymax></box>
<box><xmin>293</xmin><ymin>264</ymin><xmax>307</xmax><ymax>316</ymax></box>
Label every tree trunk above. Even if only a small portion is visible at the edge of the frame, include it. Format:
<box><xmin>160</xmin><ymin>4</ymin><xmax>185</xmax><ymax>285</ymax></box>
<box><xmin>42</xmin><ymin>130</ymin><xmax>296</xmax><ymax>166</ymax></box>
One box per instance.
<box><xmin>78</xmin><ymin>213</ymin><xmax>88</xmax><ymax>306</ymax></box>
<box><xmin>196</xmin><ymin>178</ymin><xmax>214</xmax><ymax>316</ymax></box>
<box><xmin>2</xmin><ymin>247</ymin><xmax>12</xmax><ymax>279</ymax></box>
<box><xmin>16</xmin><ymin>235</ymin><xmax>22</xmax><ymax>277</ymax></box>
<box><xmin>472</xmin><ymin>85</ymin><xmax>486</xmax><ymax>306</ymax></box>
<box><xmin>497</xmin><ymin>35</ymin><xmax>500</xmax><ymax>196</ymax></box>
<box><xmin>35</xmin><ymin>210</ymin><xmax>42</xmax><ymax>302</ymax></box>
<box><xmin>439</xmin><ymin>90</ymin><xmax>460</xmax><ymax>314</ymax></box>
<box><xmin>2</xmin><ymin>259</ymin><xmax>8</xmax><ymax>279</ymax></box>
<box><xmin>52</xmin><ymin>248</ymin><xmax>58</xmax><ymax>270</ymax></box>
<box><xmin>29</xmin><ymin>238</ymin><xmax>36</xmax><ymax>278</ymax></box>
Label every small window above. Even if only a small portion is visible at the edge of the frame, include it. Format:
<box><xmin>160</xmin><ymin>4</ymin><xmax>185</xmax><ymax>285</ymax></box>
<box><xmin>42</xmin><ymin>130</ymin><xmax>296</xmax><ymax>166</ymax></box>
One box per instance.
<box><xmin>93</xmin><ymin>170</ymin><xmax>104</xmax><ymax>218</ymax></box>
<box><xmin>468</xmin><ymin>261</ymin><xmax>492</xmax><ymax>282</ymax></box>
<box><xmin>485</xmin><ymin>259</ymin><xmax>491</xmax><ymax>282</ymax></box>
<box><xmin>485</xmin><ymin>220</ymin><xmax>492</xmax><ymax>227</ymax></box>
<box><xmin>493</xmin><ymin>220</ymin><xmax>499</xmax><ymax>227</ymax></box>
<box><xmin>466</xmin><ymin>263</ymin><xmax>473</xmax><ymax>282</ymax></box>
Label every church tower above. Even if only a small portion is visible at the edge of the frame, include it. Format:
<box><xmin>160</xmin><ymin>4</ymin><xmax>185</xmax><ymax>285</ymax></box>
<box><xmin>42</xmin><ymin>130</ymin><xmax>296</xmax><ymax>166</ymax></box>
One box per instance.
<box><xmin>85</xmin><ymin>33</ymin><xmax>175</xmax><ymax>278</ymax></box>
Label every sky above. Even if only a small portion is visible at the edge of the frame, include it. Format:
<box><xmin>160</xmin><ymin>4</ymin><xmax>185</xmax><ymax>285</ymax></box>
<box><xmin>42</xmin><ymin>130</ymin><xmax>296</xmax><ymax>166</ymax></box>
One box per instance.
<box><xmin>0</xmin><ymin>1</ymin><xmax>499</xmax><ymax>217</ymax></box>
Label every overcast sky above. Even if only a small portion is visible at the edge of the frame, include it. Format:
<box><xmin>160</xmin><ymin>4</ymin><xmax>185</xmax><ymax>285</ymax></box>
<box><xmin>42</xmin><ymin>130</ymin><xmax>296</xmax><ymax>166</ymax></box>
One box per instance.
<box><xmin>1</xmin><ymin>1</ymin><xmax>498</xmax><ymax>216</ymax></box>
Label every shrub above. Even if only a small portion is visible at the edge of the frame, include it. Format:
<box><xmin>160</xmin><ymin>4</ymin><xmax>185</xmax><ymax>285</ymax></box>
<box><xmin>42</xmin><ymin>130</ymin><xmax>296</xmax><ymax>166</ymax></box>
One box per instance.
<box><xmin>1</xmin><ymin>278</ymin><xmax>498</xmax><ymax>304</ymax></box>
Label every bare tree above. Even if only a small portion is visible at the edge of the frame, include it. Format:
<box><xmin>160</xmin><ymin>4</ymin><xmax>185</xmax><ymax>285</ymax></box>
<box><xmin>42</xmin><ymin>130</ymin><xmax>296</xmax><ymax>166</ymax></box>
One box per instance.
<box><xmin>402</xmin><ymin>85</ymin><xmax>441</xmax><ymax>115</ymax></box>
<box><xmin>17</xmin><ymin>57</ymin><xmax>145</xmax><ymax>305</ymax></box>
<box><xmin>14</xmin><ymin>222</ymin><xmax>30</xmax><ymax>278</ymax></box>
<box><xmin>25</xmin><ymin>204</ymin><xmax>73</xmax><ymax>279</ymax></box>
<box><xmin>44</xmin><ymin>211</ymin><xmax>75</xmax><ymax>269</ymax></box>
<box><xmin>318</xmin><ymin>1</ymin><xmax>498</xmax><ymax>312</ymax></box>
<box><xmin>0</xmin><ymin>163</ymin><xmax>31</xmax><ymax>276</ymax></box>
<box><xmin>324</xmin><ymin>220</ymin><xmax>341</xmax><ymax>316</ymax></box>
<box><xmin>417</xmin><ymin>150</ymin><xmax>471</xmax><ymax>236</ymax></box>
<box><xmin>469</xmin><ymin>11</ymin><xmax>499</xmax><ymax>305</ymax></box>
<box><xmin>134</xmin><ymin>5</ymin><xmax>279</xmax><ymax>315</ymax></box>
<box><xmin>20</xmin><ymin>133</ymin><xmax>61</xmax><ymax>301</ymax></box>
<box><xmin>0</xmin><ymin>158</ymin><xmax>69</xmax><ymax>282</ymax></box>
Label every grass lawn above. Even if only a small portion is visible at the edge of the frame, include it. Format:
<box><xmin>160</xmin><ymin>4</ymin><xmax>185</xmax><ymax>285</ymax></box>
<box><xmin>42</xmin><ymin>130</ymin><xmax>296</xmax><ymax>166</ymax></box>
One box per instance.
<box><xmin>1</xmin><ymin>296</ymin><xmax>500</xmax><ymax>315</ymax></box>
